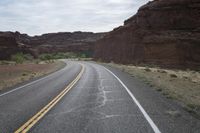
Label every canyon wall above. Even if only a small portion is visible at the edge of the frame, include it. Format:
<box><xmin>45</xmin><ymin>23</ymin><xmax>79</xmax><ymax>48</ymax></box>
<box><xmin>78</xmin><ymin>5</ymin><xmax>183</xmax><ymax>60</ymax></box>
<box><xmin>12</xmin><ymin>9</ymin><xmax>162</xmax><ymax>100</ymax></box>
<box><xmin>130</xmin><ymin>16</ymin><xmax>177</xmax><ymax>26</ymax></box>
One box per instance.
<box><xmin>94</xmin><ymin>0</ymin><xmax>200</xmax><ymax>69</ymax></box>
<box><xmin>0</xmin><ymin>31</ymin><xmax>105</xmax><ymax>59</ymax></box>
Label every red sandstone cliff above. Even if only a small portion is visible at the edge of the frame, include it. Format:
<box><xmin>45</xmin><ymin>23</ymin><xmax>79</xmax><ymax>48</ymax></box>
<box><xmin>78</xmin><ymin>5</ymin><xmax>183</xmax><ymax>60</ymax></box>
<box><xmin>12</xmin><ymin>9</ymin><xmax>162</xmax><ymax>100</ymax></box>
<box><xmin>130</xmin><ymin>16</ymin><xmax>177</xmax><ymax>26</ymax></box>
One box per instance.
<box><xmin>0</xmin><ymin>31</ymin><xmax>105</xmax><ymax>59</ymax></box>
<box><xmin>94</xmin><ymin>0</ymin><xmax>200</xmax><ymax>69</ymax></box>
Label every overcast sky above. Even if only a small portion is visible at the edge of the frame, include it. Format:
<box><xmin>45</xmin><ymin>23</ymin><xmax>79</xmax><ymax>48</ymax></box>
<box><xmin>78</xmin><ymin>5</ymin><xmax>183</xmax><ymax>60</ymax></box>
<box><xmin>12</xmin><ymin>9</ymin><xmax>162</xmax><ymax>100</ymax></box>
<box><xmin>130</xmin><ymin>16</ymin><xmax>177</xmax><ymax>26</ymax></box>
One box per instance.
<box><xmin>0</xmin><ymin>0</ymin><xmax>150</xmax><ymax>35</ymax></box>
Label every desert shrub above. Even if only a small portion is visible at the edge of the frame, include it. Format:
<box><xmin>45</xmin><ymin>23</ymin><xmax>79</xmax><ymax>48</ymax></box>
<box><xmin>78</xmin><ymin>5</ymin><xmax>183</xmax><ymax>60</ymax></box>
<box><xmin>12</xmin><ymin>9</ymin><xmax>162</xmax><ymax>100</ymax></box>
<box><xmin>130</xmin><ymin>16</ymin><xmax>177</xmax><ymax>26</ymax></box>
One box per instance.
<box><xmin>39</xmin><ymin>54</ymin><xmax>52</xmax><ymax>61</ymax></box>
<box><xmin>39</xmin><ymin>52</ymin><xmax>88</xmax><ymax>60</ymax></box>
<box><xmin>11</xmin><ymin>52</ymin><xmax>26</xmax><ymax>64</ymax></box>
<box><xmin>24</xmin><ymin>54</ymin><xmax>34</xmax><ymax>60</ymax></box>
<box><xmin>22</xmin><ymin>73</ymin><xmax>28</xmax><ymax>76</ymax></box>
<box><xmin>10</xmin><ymin>53</ymin><xmax>34</xmax><ymax>64</ymax></box>
<box><xmin>63</xmin><ymin>52</ymin><xmax>76</xmax><ymax>58</ymax></box>
<box><xmin>144</xmin><ymin>68</ymin><xmax>151</xmax><ymax>72</ymax></box>
<box><xmin>169</xmin><ymin>74</ymin><xmax>178</xmax><ymax>78</ymax></box>
<box><xmin>35</xmin><ymin>60</ymin><xmax>40</xmax><ymax>64</ymax></box>
<box><xmin>79</xmin><ymin>53</ymin><xmax>86</xmax><ymax>58</ymax></box>
<box><xmin>157</xmin><ymin>69</ymin><xmax>167</xmax><ymax>73</ymax></box>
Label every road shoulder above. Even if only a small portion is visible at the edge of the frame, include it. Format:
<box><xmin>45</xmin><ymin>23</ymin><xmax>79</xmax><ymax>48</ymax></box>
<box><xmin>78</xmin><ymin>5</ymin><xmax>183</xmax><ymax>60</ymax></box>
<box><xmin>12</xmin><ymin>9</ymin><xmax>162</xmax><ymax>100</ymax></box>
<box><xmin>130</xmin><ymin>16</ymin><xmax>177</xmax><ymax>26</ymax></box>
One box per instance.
<box><xmin>0</xmin><ymin>60</ymin><xmax>66</xmax><ymax>95</ymax></box>
<box><xmin>101</xmin><ymin>63</ymin><xmax>200</xmax><ymax>133</ymax></box>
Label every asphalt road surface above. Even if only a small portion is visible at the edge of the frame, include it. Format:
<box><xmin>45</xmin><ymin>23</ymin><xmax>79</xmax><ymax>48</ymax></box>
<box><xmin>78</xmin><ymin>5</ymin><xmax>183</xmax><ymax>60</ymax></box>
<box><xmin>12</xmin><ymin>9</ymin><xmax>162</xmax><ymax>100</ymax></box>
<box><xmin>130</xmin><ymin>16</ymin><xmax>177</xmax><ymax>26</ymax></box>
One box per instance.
<box><xmin>0</xmin><ymin>60</ymin><xmax>199</xmax><ymax>133</ymax></box>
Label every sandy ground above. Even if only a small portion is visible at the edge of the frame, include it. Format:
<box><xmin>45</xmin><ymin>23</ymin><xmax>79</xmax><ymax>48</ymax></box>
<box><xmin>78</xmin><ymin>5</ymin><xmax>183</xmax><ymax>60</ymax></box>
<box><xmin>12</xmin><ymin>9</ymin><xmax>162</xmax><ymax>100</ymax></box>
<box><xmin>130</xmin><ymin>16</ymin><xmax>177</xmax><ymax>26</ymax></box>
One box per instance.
<box><xmin>103</xmin><ymin>62</ymin><xmax>200</xmax><ymax>117</ymax></box>
<box><xmin>0</xmin><ymin>60</ymin><xmax>65</xmax><ymax>91</ymax></box>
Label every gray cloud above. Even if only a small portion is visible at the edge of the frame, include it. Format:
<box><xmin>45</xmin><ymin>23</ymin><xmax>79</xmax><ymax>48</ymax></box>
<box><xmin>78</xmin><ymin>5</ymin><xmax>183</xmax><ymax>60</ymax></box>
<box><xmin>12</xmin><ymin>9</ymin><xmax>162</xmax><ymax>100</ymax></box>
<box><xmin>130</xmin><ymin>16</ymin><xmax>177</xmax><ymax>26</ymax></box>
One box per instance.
<box><xmin>0</xmin><ymin>0</ymin><xmax>150</xmax><ymax>35</ymax></box>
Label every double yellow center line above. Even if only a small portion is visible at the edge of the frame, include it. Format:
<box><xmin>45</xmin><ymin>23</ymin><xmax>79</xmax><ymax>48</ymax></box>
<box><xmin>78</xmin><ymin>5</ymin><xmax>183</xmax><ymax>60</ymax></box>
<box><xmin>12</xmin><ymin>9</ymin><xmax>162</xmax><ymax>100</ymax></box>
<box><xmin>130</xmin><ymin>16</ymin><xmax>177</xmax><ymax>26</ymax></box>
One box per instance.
<box><xmin>15</xmin><ymin>64</ymin><xmax>85</xmax><ymax>133</ymax></box>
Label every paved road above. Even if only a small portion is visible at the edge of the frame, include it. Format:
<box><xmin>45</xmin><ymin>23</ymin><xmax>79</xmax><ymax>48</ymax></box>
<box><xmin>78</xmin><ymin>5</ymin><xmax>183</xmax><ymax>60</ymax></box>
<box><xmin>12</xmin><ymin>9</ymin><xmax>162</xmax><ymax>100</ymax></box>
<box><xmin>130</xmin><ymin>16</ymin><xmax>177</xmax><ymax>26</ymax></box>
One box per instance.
<box><xmin>0</xmin><ymin>61</ymin><xmax>199</xmax><ymax>133</ymax></box>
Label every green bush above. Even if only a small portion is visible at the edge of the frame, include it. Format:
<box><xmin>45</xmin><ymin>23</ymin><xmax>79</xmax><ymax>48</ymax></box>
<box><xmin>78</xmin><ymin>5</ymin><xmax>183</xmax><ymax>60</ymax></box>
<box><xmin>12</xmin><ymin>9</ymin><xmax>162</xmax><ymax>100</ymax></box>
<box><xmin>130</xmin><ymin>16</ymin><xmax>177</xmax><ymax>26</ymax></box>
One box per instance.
<box><xmin>11</xmin><ymin>52</ymin><xmax>26</xmax><ymax>64</ymax></box>
<box><xmin>10</xmin><ymin>53</ymin><xmax>34</xmax><ymax>64</ymax></box>
<box><xmin>39</xmin><ymin>54</ymin><xmax>52</xmax><ymax>61</ymax></box>
<box><xmin>38</xmin><ymin>52</ymin><xmax>88</xmax><ymax>60</ymax></box>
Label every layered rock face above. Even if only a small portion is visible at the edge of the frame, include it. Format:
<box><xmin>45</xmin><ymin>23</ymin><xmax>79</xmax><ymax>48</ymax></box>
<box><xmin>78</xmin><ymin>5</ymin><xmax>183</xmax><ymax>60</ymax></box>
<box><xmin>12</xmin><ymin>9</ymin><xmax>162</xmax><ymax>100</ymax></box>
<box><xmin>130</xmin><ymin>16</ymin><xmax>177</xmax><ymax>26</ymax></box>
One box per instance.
<box><xmin>94</xmin><ymin>0</ymin><xmax>200</xmax><ymax>69</ymax></box>
<box><xmin>30</xmin><ymin>32</ymin><xmax>105</xmax><ymax>55</ymax></box>
<box><xmin>0</xmin><ymin>32</ymin><xmax>32</xmax><ymax>59</ymax></box>
<box><xmin>0</xmin><ymin>31</ymin><xmax>105</xmax><ymax>59</ymax></box>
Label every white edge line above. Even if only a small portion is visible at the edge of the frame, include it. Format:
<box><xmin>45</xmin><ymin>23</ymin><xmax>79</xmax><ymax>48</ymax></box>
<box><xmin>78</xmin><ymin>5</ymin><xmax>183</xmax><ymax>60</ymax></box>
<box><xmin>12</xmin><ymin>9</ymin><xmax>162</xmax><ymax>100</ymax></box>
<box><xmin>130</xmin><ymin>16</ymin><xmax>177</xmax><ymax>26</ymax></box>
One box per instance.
<box><xmin>0</xmin><ymin>63</ymin><xmax>67</xmax><ymax>97</ymax></box>
<box><xmin>103</xmin><ymin>67</ymin><xmax>161</xmax><ymax>133</ymax></box>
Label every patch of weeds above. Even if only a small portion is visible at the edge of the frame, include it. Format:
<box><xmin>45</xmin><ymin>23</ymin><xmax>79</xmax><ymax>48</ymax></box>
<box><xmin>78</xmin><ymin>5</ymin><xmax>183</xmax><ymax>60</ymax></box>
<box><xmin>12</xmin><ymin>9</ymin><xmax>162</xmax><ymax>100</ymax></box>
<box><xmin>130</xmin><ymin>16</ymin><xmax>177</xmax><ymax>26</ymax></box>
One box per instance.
<box><xmin>166</xmin><ymin>95</ymin><xmax>173</xmax><ymax>99</ymax></box>
<box><xmin>144</xmin><ymin>68</ymin><xmax>151</xmax><ymax>72</ymax></box>
<box><xmin>187</xmin><ymin>104</ymin><xmax>198</xmax><ymax>110</ymax></box>
<box><xmin>184</xmin><ymin>107</ymin><xmax>195</xmax><ymax>114</ymax></box>
<box><xmin>184</xmin><ymin>104</ymin><xmax>200</xmax><ymax>118</ymax></box>
<box><xmin>149</xmin><ymin>84</ymin><xmax>154</xmax><ymax>87</ymax></box>
<box><xmin>160</xmin><ymin>91</ymin><xmax>173</xmax><ymax>99</ymax></box>
<box><xmin>157</xmin><ymin>70</ymin><xmax>167</xmax><ymax>73</ymax></box>
<box><xmin>162</xmin><ymin>91</ymin><xmax>169</xmax><ymax>96</ymax></box>
<box><xmin>156</xmin><ymin>88</ymin><xmax>162</xmax><ymax>92</ymax></box>
<box><xmin>22</xmin><ymin>73</ymin><xmax>28</xmax><ymax>76</ymax></box>
<box><xmin>11</xmin><ymin>52</ymin><xmax>26</xmax><ymax>64</ymax></box>
<box><xmin>169</xmin><ymin>74</ymin><xmax>178</xmax><ymax>78</ymax></box>
<box><xmin>35</xmin><ymin>60</ymin><xmax>40</xmax><ymax>64</ymax></box>
<box><xmin>30</xmin><ymin>74</ymin><xmax>35</xmax><ymax>78</ymax></box>
<box><xmin>39</xmin><ymin>52</ymin><xmax>89</xmax><ymax>61</ymax></box>
<box><xmin>32</xmin><ymin>72</ymin><xmax>37</xmax><ymax>76</ymax></box>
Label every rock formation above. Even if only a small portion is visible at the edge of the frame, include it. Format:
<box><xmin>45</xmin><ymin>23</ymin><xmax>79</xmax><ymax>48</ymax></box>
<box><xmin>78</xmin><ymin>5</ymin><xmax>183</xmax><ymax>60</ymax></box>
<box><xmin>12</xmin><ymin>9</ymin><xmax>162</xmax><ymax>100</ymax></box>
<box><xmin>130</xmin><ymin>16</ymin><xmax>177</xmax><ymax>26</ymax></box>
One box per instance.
<box><xmin>30</xmin><ymin>32</ymin><xmax>105</xmax><ymax>55</ymax></box>
<box><xmin>94</xmin><ymin>0</ymin><xmax>200</xmax><ymax>69</ymax></box>
<box><xmin>0</xmin><ymin>31</ymin><xmax>105</xmax><ymax>59</ymax></box>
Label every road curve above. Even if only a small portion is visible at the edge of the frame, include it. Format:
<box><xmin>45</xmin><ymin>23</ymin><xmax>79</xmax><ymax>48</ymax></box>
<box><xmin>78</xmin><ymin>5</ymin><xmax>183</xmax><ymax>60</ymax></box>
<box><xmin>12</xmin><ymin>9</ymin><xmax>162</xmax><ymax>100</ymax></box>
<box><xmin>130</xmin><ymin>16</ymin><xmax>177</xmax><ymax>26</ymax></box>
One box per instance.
<box><xmin>0</xmin><ymin>61</ymin><xmax>200</xmax><ymax>133</ymax></box>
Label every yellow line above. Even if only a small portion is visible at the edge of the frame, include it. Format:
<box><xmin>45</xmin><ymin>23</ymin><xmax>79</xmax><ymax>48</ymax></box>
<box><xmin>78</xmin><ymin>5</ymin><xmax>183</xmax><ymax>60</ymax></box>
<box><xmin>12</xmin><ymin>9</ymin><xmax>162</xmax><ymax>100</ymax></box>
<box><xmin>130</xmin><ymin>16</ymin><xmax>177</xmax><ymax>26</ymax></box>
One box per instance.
<box><xmin>15</xmin><ymin>64</ymin><xmax>85</xmax><ymax>133</ymax></box>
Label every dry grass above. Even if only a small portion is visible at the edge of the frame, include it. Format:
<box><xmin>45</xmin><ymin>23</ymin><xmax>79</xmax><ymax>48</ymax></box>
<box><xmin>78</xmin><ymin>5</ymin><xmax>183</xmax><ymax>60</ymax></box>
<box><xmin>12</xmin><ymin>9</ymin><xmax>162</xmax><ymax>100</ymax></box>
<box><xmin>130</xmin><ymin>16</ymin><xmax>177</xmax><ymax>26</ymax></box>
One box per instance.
<box><xmin>0</xmin><ymin>60</ymin><xmax>65</xmax><ymax>91</ymax></box>
<box><xmin>104</xmin><ymin>62</ymin><xmax>200</xmax><ymax>117</ymax></box>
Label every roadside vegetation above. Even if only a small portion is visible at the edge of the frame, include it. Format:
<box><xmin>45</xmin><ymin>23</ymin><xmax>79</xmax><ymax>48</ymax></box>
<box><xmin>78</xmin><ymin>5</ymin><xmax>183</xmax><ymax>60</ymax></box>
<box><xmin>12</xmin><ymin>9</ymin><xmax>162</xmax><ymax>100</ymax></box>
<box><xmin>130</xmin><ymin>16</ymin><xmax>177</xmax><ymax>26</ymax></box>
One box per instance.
<box><xmin>102</xmin><ymin>62</ymin><xmax>200</xmax><ymax>118</ymax></box>
<box><xmin>10</xmin><ymin>52</ymin><xmax>33</xmax><ymax>64</ymax></box>
<box><xmin>0</xmin><ymin>51</ymin><xmax>91</xmax><ymax>65</ymax></box>
<box><xmin>0</xmin><ymin>60</ymin><xmax>65</xmax><ymax>91</ymax></box>
<box><xmin>39</xmin><ymin>52</ymin><xmax>88</xmax><ymax>61</ymax></box>
<box><xmin>0</xmin><ymin>51</ymin><xmax>92</xmax><ymax>91</ymax></box>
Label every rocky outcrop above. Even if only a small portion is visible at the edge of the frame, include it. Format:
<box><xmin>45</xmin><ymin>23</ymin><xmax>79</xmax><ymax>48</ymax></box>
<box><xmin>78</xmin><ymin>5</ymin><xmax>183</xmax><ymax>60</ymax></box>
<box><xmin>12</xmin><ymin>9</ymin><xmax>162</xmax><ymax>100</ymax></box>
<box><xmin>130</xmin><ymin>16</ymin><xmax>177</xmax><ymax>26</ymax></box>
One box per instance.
<box><xmin>0</xmin><ymin>31</ymin><xmax>105</xmax><ymax>59</ymax></box>
<box><xmin>94</xmin><ymin>0</ymin><xmax>200</xmax><ymax>69</ymax></box>
<box><xmin>0</xmin><ymin>32</ymin><xmax>32</xmax><ymax>59</ymax></box>
<box><xmin>30</xmin><ymin>32</ymin><xmax>105</xmax><ymax>55</ymax></box>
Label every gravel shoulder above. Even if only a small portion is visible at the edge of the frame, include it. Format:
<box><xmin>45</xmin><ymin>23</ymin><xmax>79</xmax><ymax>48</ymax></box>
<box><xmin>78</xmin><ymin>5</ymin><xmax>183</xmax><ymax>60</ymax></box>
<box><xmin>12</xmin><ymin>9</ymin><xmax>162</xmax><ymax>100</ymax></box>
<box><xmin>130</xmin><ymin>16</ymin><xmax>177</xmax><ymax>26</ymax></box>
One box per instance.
<box><xmin>101</xmin><ymin>62</ymin><xmax>200</xmax><ymax>118</ymax></box>
<box><xmin>0</xmin><ymin>60</ymin><xmax>66</xmax><ymax>92</ymax></box>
